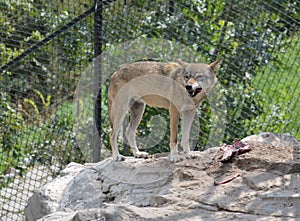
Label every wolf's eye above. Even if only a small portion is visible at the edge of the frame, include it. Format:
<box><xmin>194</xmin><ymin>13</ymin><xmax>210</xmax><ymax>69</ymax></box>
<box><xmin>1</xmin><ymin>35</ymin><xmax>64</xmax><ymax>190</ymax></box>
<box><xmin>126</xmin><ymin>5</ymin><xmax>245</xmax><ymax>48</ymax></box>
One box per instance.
<box><xmin>184</xmin><ymin>71</ymin><xmax>190</xmax><ymax>79</ymax></box>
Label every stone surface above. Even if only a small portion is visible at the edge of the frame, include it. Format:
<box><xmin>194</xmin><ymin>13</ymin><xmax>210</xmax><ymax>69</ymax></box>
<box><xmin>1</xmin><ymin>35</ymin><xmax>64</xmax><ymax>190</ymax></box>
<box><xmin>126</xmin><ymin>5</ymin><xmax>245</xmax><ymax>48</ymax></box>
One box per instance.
<box><xmin>25</xmin><ymin>134</ymin><xmax>300</xmax><ymax>221</ymax></box>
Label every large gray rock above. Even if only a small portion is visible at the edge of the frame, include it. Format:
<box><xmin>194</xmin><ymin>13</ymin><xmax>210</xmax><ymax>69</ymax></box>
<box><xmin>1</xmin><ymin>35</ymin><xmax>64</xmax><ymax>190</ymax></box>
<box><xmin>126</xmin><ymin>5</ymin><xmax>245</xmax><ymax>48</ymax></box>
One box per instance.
<box><xmin>25</xmin><ymin>134</ymin><xmax>300</xmax><ymax>221</ymax></box>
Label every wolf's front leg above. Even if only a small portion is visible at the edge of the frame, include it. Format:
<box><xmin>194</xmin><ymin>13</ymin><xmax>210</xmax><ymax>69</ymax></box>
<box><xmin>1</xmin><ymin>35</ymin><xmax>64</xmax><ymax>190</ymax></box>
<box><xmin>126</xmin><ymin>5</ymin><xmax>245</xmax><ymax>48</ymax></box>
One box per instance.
<box><xmin>169</xmin><ymin>105</ymin><xmax>182</xmax><ymax>162</ymax></box>
<box><xmin>181</xmin><ymin>110</ymin><xmax>196</xmax><ymax>158</ymax></box>
<box><xmin>169</xmin><ymin>142</ymin><xmax>182</xmax><ymax>162</ymax></box>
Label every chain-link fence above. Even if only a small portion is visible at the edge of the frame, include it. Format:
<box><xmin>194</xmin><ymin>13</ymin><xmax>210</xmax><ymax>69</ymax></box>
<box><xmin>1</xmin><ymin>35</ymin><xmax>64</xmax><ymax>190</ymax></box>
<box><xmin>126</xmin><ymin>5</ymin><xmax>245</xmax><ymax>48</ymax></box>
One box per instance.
<box><xmin>0</xmin><ymin>0</ymin><xmax>299</xmax><ymax>220</ymax></box>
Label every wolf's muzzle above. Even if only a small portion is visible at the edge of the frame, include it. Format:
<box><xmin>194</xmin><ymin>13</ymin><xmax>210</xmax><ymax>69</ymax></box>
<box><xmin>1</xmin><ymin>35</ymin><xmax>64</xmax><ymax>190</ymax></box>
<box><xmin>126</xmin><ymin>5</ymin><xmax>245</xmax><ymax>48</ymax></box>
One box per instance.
<box><xmin>185</xmin><ymin>85</ymin><xmax>202</xmax><ymax>97</ymax></box>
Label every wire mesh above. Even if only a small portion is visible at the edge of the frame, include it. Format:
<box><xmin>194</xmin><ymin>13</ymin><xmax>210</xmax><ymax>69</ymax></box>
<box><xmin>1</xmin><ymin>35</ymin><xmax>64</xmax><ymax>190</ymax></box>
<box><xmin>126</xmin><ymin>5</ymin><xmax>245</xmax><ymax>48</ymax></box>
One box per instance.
<box><xmin>0</xmin><ymin>0</ymin><xmax>299</xmax><ymax>220</ymax></box>
<box><xmin>0</xmin><ymin>1</ymin><xmax>94</xmax><ymax>220</ymax></box>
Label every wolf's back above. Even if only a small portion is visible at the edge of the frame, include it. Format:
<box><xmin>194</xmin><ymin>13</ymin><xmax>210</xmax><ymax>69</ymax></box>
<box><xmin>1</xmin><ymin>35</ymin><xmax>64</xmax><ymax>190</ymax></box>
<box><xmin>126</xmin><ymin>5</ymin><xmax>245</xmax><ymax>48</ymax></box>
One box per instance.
<box><xmin>107</xmin><ymin>61</ymin><xmax>184</xmax><ymax>125</ymax></box>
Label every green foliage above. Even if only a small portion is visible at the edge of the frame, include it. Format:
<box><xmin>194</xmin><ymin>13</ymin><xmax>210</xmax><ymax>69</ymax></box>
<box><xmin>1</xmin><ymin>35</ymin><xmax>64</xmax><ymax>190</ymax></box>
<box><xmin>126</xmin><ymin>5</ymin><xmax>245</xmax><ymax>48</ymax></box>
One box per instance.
<box><xmin>100</xmin><ymin>0</ymin><xmax>299</xmax><ymax>150</ymax></box>
<box><xmin>0</xmin><ymin>0</ymin><xmax>92</xmax><ymax>186</ymax></box>
<box><xmin>23</xmin><ymin>89</ymin><xmax>52</xmax><ymax>120</ymax></box>
<box><xmin>248</xmin><ymin>35</ymin><xmax>300</xmax><ymax>139</ymax></box>
<box><xmin>27</xmin><ymin>103</ymin><xmax>85</xmax><ymax>168</ymax></box>
<box><xmin>0</xmin><ymin>0</ymin><xmax>299</xmax><ymax>189</ymax></box>
<box><xmin>0</xmin><ymin>93</ymin><xmax>26</xmax><ymax>187</ymax></box>
<box><xmin>0</xmin><ymin>0</ymin><xmax>94</xmax><ymax>104</ymax></box>
<box><xmin>0</xmin><ymin>100</ymin><xmax>85</xmax><ymax>188</ymax></box>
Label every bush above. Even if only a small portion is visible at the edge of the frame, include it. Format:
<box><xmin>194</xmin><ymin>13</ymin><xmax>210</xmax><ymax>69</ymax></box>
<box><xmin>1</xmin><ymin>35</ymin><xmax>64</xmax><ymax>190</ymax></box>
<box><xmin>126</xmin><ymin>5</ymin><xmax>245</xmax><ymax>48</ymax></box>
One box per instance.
<box><xmin>0</xmin><ymin>92</ymin><xmax>26</xmax><ymax>187</ymax></box>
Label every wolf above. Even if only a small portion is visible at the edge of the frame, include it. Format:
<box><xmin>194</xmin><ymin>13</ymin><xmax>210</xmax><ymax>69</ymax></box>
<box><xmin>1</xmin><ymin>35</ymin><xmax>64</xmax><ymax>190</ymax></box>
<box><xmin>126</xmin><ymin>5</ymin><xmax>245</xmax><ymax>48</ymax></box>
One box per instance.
<box><xmin>108</xmin><ymin>58</ymin><xmax>222</xmax><ymax>162</ymax></box>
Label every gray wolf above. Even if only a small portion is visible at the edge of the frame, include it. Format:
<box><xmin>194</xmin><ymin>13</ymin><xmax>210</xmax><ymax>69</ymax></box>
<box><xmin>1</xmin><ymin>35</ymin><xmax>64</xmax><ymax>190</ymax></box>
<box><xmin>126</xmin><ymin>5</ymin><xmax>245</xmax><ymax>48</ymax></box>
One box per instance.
<box><xmin>108</xmin><ymin>58</ymin><xmax>222</xmax><ymax>162</ymax></box>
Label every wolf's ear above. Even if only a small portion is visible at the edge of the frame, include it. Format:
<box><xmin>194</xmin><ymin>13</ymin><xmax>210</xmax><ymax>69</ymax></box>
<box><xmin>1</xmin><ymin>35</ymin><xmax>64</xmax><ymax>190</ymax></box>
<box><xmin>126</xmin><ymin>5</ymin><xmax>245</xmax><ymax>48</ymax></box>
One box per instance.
<box><xmin>176</xmin><ymin>59</ymin><xmax>189</xmax><ymax>68</ymax></box>
<box><xmin>209</xmin><ymin>58</ymin><xmax>223</xmax><ymax>73</ymax></box>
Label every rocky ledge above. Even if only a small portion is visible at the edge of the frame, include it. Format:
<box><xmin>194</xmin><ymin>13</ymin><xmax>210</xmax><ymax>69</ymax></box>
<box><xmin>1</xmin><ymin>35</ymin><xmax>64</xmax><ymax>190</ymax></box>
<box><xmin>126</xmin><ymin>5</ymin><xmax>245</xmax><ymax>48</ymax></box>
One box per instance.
<box><xmin>25</xmin><ymin>133</ymin><xmax>300</xmax><ymax>221</ymax></box>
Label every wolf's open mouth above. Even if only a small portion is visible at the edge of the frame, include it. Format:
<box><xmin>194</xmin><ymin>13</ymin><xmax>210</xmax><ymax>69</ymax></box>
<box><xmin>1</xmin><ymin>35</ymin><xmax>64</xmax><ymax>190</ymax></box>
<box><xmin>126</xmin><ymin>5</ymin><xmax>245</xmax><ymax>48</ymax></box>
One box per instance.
<box><xmin>187</xmin><ymin>87</ymin><xmax>202</xmax><ymax>97</ymax></box>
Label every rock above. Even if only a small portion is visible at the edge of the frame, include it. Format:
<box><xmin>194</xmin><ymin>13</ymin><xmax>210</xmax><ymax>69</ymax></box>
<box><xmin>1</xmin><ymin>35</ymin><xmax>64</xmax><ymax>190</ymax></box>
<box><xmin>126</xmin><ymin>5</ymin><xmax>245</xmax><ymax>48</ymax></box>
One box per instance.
<box><xmin>24</xmin><ymin>162</ymin><xmax>87</xmax><ymax>221</ymax></box>
<box><xmin>25</xmin><ymin>133</ymin><xmax>300</xmax><ymax>221</ymax></box>
<box><xmin>242</xmin><ymin>132</ymin><xmax>299</xmax><ymax>148</ymax></box>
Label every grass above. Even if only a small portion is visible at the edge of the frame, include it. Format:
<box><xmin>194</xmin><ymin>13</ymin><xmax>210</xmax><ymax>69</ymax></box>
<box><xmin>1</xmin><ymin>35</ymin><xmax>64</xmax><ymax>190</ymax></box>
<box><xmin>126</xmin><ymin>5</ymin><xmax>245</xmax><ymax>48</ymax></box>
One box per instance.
<box><xmin>251</xmin><ymin>35</ymin><xmax>300</xmax><ymax>139</ymax></box>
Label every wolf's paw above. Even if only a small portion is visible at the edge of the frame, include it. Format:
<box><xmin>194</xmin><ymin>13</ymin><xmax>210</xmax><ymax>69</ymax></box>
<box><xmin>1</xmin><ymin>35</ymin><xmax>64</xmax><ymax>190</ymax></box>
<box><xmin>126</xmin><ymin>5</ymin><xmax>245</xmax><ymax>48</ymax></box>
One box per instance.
<box><xmin>183</xmin><ymin>151</ymin><xmax>194</xmax><ymax>159</ymax></box>
<box><xmin>134</xmin><ymin>151</ymin><xmax>149</xmax><ymax>159</ymax></box>
<box><xmin>113</xmin><ymin>154</ymin><xmax>125</xmax><ymax>161</ymax></box>
<box><xmin>169</xmin><ymin>153</ymin><xmax>183</xmax><ymax>163</ymax></box>
<box><xmin>184</xmin><ymin>151</ymin><xmax>201</xmax><ymax>159</ymax></box>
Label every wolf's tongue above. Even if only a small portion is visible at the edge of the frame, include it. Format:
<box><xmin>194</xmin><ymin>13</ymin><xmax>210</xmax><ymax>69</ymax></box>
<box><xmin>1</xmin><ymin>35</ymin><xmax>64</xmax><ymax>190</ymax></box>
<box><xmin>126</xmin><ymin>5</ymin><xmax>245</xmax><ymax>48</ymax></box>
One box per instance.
<box><xmin>196</xmin><ymin>88</ymin><xmax>202</xmax><ymax>93</ymax></box>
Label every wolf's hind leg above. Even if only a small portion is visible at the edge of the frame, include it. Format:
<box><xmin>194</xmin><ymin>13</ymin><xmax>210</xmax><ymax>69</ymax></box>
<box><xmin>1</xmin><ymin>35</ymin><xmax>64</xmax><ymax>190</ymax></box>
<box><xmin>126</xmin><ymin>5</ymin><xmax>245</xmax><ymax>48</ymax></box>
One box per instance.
<box><xmin>126</xmin><ymin>101</ymin><xmax>148</xmax><ymax>158</ymax></box>
<box><xmin>181</xmin><ymin>110</ymin><xmax>196</xmax><ymax>158</ymax></box>
<box><xmin>110</xmin><ymin>105</ymin><xmax>128</xmax><ymax>161</ymax></box>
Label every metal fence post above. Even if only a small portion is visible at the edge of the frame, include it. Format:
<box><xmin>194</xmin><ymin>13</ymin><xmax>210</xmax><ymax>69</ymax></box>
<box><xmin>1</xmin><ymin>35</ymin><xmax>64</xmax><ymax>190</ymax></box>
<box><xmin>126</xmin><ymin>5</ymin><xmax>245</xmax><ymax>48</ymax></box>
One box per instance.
<box><xmin>93</xmin><ymin>0</ymin><xmax>102</xmax><ymax>162</ymax></box>
<box><xmin>168</xmin><ymin>0</ymin><xmax>174</xmax><ymax>16</ymax></box>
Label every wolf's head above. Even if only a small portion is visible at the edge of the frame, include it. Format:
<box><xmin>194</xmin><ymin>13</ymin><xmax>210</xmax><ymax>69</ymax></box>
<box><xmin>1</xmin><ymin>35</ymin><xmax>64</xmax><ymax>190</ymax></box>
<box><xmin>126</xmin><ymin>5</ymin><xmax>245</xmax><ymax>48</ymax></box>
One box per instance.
<box><xmin>177</xmin><ymin>58</ymin><xmax>222</xmax><ymax>97</ymax></box>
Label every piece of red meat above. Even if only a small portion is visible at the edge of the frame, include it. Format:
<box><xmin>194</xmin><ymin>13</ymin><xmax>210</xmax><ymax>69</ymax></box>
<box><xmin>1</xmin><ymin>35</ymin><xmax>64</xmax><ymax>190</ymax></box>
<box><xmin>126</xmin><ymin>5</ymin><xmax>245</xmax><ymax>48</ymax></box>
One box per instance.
<box><xmin>219</xmin><ymin>138</ymin><xmax>251</xmax><ymax>162</ymax></box>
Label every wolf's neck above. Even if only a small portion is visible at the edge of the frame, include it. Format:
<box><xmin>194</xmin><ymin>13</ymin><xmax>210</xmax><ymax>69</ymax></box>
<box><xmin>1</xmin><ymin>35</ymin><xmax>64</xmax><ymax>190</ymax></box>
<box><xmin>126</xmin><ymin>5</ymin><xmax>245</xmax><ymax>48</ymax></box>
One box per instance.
<box><xmin>192</xmin><ymin>91</ymin><xmax>207</xmax><ymax>106</ymax></box>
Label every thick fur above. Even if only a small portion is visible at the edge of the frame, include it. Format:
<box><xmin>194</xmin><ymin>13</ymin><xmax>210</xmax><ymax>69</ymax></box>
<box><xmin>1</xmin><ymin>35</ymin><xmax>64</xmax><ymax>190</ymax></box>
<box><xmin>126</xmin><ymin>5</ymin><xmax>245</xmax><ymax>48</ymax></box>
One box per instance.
<box><xmin>108</xmin><ymin>59</ymin><xmax>222</xmax><ymax>162</ymax></box>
